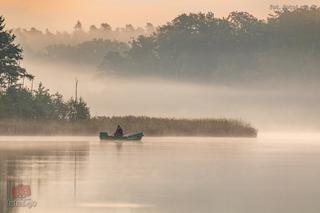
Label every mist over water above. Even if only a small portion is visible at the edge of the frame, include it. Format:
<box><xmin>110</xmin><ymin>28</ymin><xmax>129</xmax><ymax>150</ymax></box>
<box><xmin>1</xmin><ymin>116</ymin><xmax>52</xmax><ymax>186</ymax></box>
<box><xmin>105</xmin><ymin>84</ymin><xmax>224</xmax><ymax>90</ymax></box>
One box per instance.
<box><xmin>22</xmin><ymin>59</ymin><xmax>320</xmax><ymax>132</ymax></box>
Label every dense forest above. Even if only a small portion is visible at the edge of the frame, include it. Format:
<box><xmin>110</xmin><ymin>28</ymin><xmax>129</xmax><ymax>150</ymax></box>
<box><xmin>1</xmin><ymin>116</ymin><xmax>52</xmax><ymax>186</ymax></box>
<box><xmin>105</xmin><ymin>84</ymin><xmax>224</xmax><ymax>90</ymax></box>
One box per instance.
<box><xmin>99</xmin><ymin>6</ymin><xmax>320</xmax><ymax>83</ymax></box>
<box><xmin>14</xmin><ymin>6</ymin><xmax>320</xmax><ymax>85</ymax></box>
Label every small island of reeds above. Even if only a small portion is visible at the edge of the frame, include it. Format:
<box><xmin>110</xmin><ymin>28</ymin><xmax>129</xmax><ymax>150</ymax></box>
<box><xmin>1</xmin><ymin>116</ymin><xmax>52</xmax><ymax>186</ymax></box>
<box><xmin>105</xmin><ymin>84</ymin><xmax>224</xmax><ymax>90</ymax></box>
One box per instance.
<box><xmin>0</xmin><ymin>117</ymin><xmax>258</xmax><ymax>137</ymax></box>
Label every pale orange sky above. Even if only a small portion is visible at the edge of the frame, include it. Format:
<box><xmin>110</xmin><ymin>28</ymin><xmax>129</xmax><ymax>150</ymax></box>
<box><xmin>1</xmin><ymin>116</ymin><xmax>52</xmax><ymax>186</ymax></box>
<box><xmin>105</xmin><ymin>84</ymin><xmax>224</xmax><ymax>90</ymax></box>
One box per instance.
<box><xmin>1</xmin><ymin>0</ymin><xmax>319</xmax><ymax>31</ymax></box>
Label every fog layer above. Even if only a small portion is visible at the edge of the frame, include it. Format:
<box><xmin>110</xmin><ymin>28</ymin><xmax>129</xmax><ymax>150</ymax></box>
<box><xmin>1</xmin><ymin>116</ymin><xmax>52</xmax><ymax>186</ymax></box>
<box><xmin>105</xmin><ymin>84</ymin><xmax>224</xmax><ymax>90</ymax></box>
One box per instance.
<box><xmin>22</xmin><ymin>60</ymin><xmax>320</xmax><ymax>132</ymax></box>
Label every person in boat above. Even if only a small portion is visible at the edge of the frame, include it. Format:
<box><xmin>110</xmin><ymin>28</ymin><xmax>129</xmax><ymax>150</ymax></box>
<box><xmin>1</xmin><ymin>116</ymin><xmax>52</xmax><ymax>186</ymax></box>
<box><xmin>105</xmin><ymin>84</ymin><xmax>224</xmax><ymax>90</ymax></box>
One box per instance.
<box><xmin>114</xmin><ymin>125</ymin><xmax>124</xmax><ymax>137</ymax></box>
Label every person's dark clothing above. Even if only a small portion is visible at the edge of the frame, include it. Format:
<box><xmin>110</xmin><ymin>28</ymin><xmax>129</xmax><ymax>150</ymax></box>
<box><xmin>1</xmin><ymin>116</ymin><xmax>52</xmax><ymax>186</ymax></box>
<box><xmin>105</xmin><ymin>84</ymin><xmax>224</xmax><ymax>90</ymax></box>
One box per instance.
<box><xmin>114</xmin><ymin>125</ymin><xmax>124</xmax><ymax>137</ymax></box>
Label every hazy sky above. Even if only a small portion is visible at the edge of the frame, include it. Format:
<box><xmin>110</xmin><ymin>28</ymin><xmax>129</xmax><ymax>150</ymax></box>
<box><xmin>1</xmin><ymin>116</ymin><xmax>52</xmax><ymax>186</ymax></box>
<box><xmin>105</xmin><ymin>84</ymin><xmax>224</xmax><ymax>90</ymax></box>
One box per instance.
<box><xmin>1</xmin><ymin>0</ymin><xmax>319</xmax><ymax>31</ymax></box>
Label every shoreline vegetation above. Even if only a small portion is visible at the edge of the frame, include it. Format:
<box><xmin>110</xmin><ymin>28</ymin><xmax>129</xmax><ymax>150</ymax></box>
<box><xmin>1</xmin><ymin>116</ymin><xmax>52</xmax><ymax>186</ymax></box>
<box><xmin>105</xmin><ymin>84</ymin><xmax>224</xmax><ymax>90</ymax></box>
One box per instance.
<box><xmin>0</xmin><ymin>117</ymin><xmax>257</xmax><ymax>137</ymax></box>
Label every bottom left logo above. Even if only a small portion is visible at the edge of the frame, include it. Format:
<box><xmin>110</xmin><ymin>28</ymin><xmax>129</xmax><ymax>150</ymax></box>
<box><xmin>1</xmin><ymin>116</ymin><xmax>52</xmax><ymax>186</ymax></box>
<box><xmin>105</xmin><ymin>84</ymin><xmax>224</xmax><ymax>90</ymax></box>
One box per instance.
<box><xmin>7</xmin><ymin>180</ymin><xmax>37</xmax><ymax>209</ymax></box>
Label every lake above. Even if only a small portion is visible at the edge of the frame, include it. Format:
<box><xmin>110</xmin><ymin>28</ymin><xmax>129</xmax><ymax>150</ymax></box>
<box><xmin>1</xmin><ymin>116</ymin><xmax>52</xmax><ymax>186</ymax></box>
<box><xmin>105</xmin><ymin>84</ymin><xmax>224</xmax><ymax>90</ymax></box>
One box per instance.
<box><xmin>1</xmin><ymin>134</ymin><xmax>320</xmax><ymax>213</ymax></box>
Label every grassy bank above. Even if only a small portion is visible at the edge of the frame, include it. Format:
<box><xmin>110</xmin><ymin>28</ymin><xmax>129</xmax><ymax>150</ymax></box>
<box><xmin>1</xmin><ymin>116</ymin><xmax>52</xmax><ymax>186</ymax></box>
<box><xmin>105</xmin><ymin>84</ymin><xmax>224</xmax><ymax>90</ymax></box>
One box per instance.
<box><xmin>0</xmin><ymin>116</ymin><xmax>257</xmax><ymax>137</ymax></box>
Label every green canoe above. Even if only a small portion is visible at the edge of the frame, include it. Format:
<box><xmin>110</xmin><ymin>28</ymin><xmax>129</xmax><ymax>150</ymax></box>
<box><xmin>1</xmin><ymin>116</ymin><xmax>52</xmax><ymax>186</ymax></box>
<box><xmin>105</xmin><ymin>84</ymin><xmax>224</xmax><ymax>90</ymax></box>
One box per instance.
<box><xmin>99</xmin><ymin>132</ymin><xmax>144</xmax><ymax>141</ymax></box>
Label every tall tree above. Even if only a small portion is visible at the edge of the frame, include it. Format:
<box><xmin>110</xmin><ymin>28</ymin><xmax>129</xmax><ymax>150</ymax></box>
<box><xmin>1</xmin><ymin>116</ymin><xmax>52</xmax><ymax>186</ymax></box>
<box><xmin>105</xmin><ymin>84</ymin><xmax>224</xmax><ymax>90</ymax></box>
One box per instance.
<box><xmin>0</xmin><ymin>16</ymin><xmax>33</xmax><ymax>90</ymax></box>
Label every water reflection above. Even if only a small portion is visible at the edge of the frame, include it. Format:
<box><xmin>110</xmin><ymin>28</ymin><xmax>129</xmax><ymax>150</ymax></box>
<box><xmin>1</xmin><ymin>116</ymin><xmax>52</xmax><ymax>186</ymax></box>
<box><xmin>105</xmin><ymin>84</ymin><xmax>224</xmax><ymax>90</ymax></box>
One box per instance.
<box><xmin>0</xmin><ymin>139</ymin><xmax>89</xmax><ymax>213</ymax></box>
<box><xmin>1</xmin><ymin>136</ymin><xmax>320</xmax><ymax>213</ymax></box>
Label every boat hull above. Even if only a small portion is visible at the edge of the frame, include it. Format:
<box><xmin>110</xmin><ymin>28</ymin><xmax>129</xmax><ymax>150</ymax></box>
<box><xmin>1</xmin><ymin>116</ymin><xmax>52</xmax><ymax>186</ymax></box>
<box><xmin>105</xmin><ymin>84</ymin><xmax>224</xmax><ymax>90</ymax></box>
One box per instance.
<box><xmin>100</xmin><ymin>132</ymin><xmax>144</xmax><ymax>141</ymax></box>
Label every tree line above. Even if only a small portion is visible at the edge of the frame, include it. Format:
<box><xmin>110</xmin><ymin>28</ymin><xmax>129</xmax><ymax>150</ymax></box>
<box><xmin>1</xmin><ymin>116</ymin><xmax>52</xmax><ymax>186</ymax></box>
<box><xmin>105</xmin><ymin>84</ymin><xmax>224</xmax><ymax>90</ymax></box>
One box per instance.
<box><xmin>98</xmin><ymin>6</ymin><xmax>320</xmax><ymax>84</ymax></box>
<box><xmin>43</xmin><ymin>39</ymin><xmax>129</xmax><ymax>65</ymax></box>
<box><xmin>0</xmin><ymin>16</ymin><xmax>90</xmax><ymax>120</ymax></box>
<box><xmin>13</xmin><ymin>21</ymin><xmax>154</xmax><ymax>53</ymax></box>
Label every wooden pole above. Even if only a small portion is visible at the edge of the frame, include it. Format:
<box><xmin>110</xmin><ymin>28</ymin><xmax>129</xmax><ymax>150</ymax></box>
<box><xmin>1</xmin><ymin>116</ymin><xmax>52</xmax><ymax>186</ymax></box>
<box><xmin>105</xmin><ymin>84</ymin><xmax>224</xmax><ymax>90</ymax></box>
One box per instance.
<box><xmin>75</xmin><ymin>78</ymin><xmax>78</xmax><ymax>102</ymax></box>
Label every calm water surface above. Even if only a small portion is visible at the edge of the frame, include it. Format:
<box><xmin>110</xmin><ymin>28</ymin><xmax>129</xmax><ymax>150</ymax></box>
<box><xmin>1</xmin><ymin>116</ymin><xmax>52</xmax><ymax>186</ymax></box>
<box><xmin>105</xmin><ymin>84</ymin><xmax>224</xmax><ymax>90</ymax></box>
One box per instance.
<box><xmin>1</xmin><ymin>134</ymin><xmax>320</xmax><ymax>213</ymax></box>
